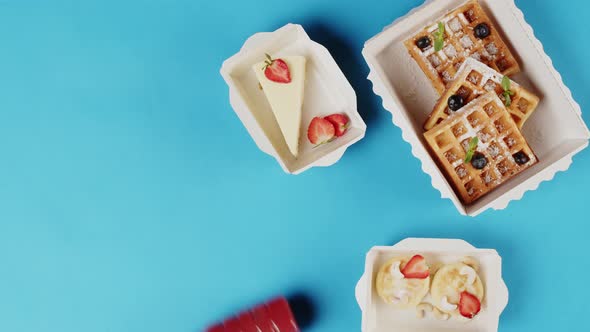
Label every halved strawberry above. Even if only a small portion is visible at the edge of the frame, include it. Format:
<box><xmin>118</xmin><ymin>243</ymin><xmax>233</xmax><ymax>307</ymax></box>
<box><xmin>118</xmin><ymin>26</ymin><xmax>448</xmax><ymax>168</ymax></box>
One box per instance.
<box><xmin>401</xmin><ymin>255</ymin><xmax>429</xmax><ymax>279</ymax></box>
<box><xmin>324</xmin><ymin>113</ymin><xmax>350</xmax><ymax>137</ymax></box>
<box><xmin>459</xmin><ymin>291</ymin><xmax>481</xmax><ymax>319</ymax></box>
<box><xmin>263</xmin><ymin>54</ymin><xmax>291</xmax><ymax>83</ymax></box>
<box><xmin>307</xmin><ymin>117</ymin><xmax>336</xmax><ymax>145</ymax></box>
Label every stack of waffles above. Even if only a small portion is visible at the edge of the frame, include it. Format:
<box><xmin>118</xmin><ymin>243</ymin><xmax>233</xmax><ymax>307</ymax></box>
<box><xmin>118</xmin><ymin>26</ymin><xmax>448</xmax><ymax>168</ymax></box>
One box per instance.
<box><xmin>404</xmin><ymin>0</ymin><xmax>541</xmax><ymax>205</ymax></box>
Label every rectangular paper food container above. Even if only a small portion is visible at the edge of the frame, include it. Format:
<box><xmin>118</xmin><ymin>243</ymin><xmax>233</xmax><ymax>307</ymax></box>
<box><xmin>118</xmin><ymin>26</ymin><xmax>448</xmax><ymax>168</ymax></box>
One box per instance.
<box><xmin>221</xmin><ymin>24</ymin><xmax>367</xmax><ymax>175</ymax></box>
<box><xmin>355</xmin><ymin>238</ymin><xmax>509</xmax><ymax>332</ymax></box>
<box><xmin>362</xmin><ymin>0</ymin><xmax>590</xmax><ymax>216</ymax></box>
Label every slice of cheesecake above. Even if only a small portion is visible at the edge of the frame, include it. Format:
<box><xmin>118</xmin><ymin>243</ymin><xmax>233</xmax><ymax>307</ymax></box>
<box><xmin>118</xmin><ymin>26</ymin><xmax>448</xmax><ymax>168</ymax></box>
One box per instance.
<box><xmin>253</xmin><ymin>55</ymin><xmax>306</xmax><ymax>158</ymax></box>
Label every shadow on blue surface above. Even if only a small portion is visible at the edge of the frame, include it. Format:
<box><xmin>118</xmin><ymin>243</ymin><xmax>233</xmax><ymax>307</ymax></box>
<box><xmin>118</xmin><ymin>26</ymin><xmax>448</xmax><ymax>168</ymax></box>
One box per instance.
<box><xmin>288</xmin><ymin>292</ymin><xmax>317</xmax><ymax>329</ymax></box>
<box><xmin>304</xmin><ymin>23</ymin><xmax>381</xmax><ymax>134</ymax></box>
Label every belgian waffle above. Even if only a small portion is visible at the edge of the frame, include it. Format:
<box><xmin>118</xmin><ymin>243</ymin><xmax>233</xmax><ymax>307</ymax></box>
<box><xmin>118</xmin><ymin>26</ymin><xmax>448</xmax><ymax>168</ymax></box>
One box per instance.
<box><xmin>424</xmin><ymin>92</ymin><xmax>537</xmax><ymax>204</ymax></box>
<box><xmin>424</xmin><ymin>58</ymin><xmax>540</xmax><ymax>130</ymax></box>
<box><xmin>405</xmin><ymin>0</ymin><xmax>520</xmax><ymax>94</ymax></box>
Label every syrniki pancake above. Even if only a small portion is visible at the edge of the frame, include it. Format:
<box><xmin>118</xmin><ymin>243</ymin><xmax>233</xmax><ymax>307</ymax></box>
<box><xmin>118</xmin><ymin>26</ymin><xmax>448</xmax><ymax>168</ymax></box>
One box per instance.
<box><xmin>376</xmin><ymin>255</ymin><xmax>431</xmax><ymax>309</ymax></box>
<box><xmin>431</xmin><ymin>258</ymin><xmax>484</xmax><ymax>319</ymax></box>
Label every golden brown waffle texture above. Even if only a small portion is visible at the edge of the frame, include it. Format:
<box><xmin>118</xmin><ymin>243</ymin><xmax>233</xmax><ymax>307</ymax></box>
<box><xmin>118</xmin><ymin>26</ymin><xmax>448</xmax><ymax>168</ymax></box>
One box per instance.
<box><xmin>424</xmin><ymin>58</ymin><xmax>539</xmax><ymax>130</ymax></box>
<box><xmin>405</xmin><ymin>0</ymin><xmax>520</xmax><ymax>95</ymax></box>
<box><xmin>424</xmin><ymin>93</ymin><xmax>537</xmax><ymax>204</ymax></box>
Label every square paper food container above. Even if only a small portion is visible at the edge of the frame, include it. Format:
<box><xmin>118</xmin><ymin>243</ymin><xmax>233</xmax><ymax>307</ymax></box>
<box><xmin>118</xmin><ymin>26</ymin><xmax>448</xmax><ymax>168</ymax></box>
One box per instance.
<box><xmin>355</xmin><ymin>238</ymin><xmax>509</xmax><ymax>332</ymax></box>
<box><xmin>221</xmin><ymin>24</ymin><xmax>367</xmax><ymax>174</ymax></box>
<box><xmin>362</xmin><ymin>0</ymin><xmax>590</xmax><ymax>216</ymax></box>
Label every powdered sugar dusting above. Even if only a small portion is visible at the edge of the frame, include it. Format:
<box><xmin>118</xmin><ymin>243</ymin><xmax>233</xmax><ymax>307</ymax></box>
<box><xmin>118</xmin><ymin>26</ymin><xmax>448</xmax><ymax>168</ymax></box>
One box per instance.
<box><xmin>444</xmin><ymin>44</ymin><xmax>458</xmax><ymax>59</ymax></box>
<box><xmin>484</xmin><ymin>80</ymin><xmax>496</xmax><ymax>91</ymax></box>
<box><xmin>488</xmin><ymin>143</ymin><xmax>500</xmax><ymax>158</ymax></box>
<box><xmin>485</xmin><ymin>42</ymin><xmax>499</xmax><ymax>55</ymax></box>
<box><xmin>442</xmin><ymin>71</ymin><xmax>453</xmax><ymax>83</ymax></box>
<box><xmin>449</xmin><ymin>17</ymin><xmax>462</xmax><ymax>32</ymax></box>
<box><xmin>460</xmin><ymin>35</ymin><xmax>474</xmax><ymax>49</ymax></box>
<box><xmin>428</xmin><ymin>54</ymin><xmax>442</xmax><ymax>68</ymax></box>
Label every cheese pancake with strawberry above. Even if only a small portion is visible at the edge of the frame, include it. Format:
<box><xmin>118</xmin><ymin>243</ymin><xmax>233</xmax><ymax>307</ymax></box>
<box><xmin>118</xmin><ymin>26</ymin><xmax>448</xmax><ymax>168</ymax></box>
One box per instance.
<box><xmin>375</xmin><ymin>255</ymin><xmax>431</xmax><ymax>309</ymax></box>
<box><xmin>430</xmin><ymin>258</ymin><xmax>485</xmax><ymax>320</ymax></box>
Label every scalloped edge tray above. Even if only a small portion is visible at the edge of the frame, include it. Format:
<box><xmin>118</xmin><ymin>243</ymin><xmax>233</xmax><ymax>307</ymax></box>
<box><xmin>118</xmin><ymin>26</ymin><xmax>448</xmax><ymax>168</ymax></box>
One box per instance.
<box><xmin>355</xmin><ymin>238</ymin><xmax>509</xmax><ymax>332</ymax></box>
<box><xmin>362</xmin><ymin>0</ymin><xmax>589</xmax><ymax>216</ymax></box>
<box><xmin>221</xmin><ymin>24</ymin><xmax>366</xmax><ymax>174</ymax></box>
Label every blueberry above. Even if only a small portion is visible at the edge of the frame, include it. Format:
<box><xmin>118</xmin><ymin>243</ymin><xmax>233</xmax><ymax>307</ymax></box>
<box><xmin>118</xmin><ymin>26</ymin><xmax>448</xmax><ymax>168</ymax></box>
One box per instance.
<box><xmin>448</xmin><ymin>95</ymin><xmax>465</xmax><ymax>111</ymax></box>
<box><xmin>416</xmin><ymin>36</ymin><xmax>431</xmax><ymax>50</ymax></box>
<box><xmin>474</xmin><ymin>23</ymin><xmax>491</xmax><ymax>39</ymax></box>
<box><xmin>513</xmin><ymin>151</ymin><xmax>530</xmax><ymax>165</ymax></box>
<box><xmin>471</xmin><ymin>153</ymin><xmax>488</xmax><ymax>170</ymax></box>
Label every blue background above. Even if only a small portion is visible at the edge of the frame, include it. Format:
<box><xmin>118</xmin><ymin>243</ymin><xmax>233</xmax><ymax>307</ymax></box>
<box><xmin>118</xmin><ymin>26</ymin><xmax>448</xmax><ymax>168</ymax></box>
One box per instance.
<box><xmin>0</xmin><ymin>0</ymin><xmax>588</xmax><ymax>331</ymax></box>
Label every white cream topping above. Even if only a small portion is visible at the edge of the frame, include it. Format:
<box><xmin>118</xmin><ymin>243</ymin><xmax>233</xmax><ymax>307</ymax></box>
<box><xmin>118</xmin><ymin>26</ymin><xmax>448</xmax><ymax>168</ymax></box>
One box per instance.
<box><xmin>440</xmin><ymin>296</ymin><xmax>458</xmax><ymax>311</ymax></box>
<box><xmin>416</xmin><ymin>303</ymin><xmax>433</xmax><ymax>318</ymax></box>
<box><xmin>389</xmin><ymin>261</ymin><xmax>405</xmax><ymax>280</ymax></box>
<box><xmin>392</xmin><ymin>289</ymin><xmax>410</xmax><ymax>305</ymax></box>
<box><xmin>460</xmin><ymin>266</ymin><xmax>477</xmax><ymax>284</ymax></box>
<box><xmin>433</xmin><ymin>307</ymin><xmax>451</xmax><ymax>321</ymax></box>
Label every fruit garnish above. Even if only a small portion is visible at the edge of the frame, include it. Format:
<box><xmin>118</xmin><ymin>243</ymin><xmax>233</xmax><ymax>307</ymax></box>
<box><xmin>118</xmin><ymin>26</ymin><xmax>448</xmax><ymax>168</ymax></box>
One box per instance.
<box><xmin>447</xmin><ymin>94</ymin><xmax>465</xmax><ymax>112</ymax></box>
<box><xmin>324</xmin><ymin>113</ymin><xmax>350</xmax><ymax>137</ymax></box>
<box><xmin>501</xmin><ymin>76</ymin><xmax>515</xmax><ymax>107</ymax></box>
<box><xmin>307</xmin><ymin>117</ymin><xmax>336</xmax><ymax>145</ymax></box>
<box><xmin>459</xmin><ymin>291</ymin><xmax>481</xmax><ymax>319</ymax></box>
<box><xmin>513</xmin><ymin>151</ymin><xmax>530</xmax><ymax>165</ymax></box>
<box><xmin>263</xmin><ymin>54</ymin><xmax>291</xmax><ymax>83</ymax></box>
<box><xmin>401</xmin><ymin>255</ymin><xmax>430</xmax><ymax>279</ymax></box>
<box><xmin>434</xmin><ymin>22</ymin><xmax>445</xmax><ymax>52</ymax></box>
<box><xmin>474</xmin><ymin>23</ymin><xmax>491</xmax><ymax>39</ymax></box>
<box><xmin>464</xmin><ymin>137</ymin><xmax>479</xmax><ymax>163</ymax></box>
<box><xmin>470</xmin><ymin>152</ymin><xmax>487</xmax><ymax>170</ymax></box>
<box><xmin>416</xmin><ymin>36</ymin><xmax>431</xmax><ymax>50</ymax></box>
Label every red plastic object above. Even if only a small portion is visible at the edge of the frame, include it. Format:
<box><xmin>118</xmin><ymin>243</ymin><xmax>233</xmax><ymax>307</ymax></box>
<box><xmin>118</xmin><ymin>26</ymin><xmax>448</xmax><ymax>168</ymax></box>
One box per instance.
<box><xmin>237</xmin><ymin>311</ymin><xmax>259</xmax><ymax>332</ymax></box>
<box><xmin>223</xmin><ymin>318</ymin><xmax>242</xmax><ymax>332</ymax></box>
<box><xmin>206</xmin><ymin>324</ymin><xmax>225</xmax><ymax>332</ymax></box>
<box><xmin>251</xmin><ymin>304</ymin><xmax>275</xmax><ymax>332</ymax></box>
<box><xmin>206</xmin><ymin>297</ymin><xmax>300</xmax><ymax>332</ymax></box>
<box><xmin>267</xmin><ymin>298</ymin><xmax>298</xmax><ymax>332</ymax></box>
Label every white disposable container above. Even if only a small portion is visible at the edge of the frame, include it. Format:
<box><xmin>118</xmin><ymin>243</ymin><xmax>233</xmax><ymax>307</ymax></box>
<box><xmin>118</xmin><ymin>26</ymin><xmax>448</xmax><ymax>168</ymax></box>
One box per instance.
<box><xmin>221</xmin><ymin>24</ymin><xmax>366</xmax><ymax>174</ymax></box>
<box><xmin>362</xmin><ymin>0</ymin><xmax>590</xmax><ymax>215</ymax></box>
<box><xmin>355</xmin><ymin>238</ymin><xmax>508</xmax><ymax>332</ymax></box>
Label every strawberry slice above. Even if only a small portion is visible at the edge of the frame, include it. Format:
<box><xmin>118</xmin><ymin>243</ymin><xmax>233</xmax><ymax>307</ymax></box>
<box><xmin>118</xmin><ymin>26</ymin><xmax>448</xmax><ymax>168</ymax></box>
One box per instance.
<box><xmin>401</xmin><ymin>255</ymin><xmax>429</xmax><ymax>279</ymax></box>
<box><xmin>263</xmin><ymin>54</ymin><xmax>291</xmax><ymax>83</ymax></box>
<box><xmin>459</xmin><ymin>291</ymin><xmax>481</xmax><ymax>319</ymax></box>
<box><xmin>307</xmin><ymin>117</ymin><xmax>336</xmax><ymax>145</ymax></box>
<box><xmin>324</xmin><ymin>113</ymin><xmax>350</xmax><ymax>137</ymax></box>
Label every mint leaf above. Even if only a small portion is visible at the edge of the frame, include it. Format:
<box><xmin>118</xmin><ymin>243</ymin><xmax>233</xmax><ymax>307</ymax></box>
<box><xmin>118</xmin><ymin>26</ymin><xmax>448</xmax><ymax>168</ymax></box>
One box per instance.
<box><xmin>464</xmin><ymin>136</ymin><xmax>479</xmax><ymax>163</ymax></box>
<box><xmin>435</xmin><ymin>39</ymin><xmax>444</xmax><ymax>52</ymax></box>
<box><xmin>503</xmin><ymin>92</ymin><xmax>512</xmax><ymax>107</ymax></box>
<box><xmin>501</xmin><ymin>76</ymin><xmax>513</xmax><ymax>106</ymax></box>
<box><xmin>501</xmin><ymin>75</ymin><xmax>511</xmax><ymax>91</ymax></box>
<box><xmin>434</xmin><ymin>22</ymin><xmax>445</xmax><ymax>52</ymax></box>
